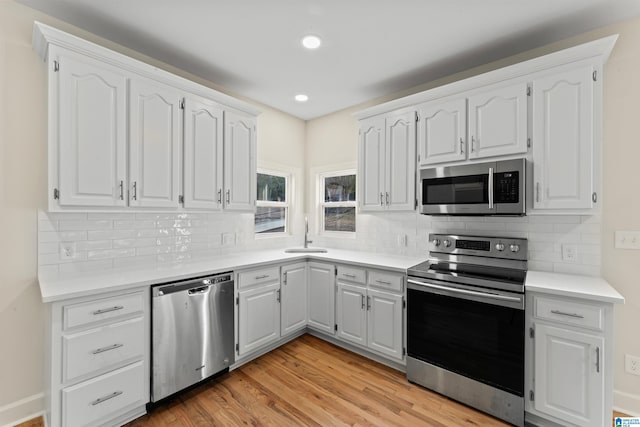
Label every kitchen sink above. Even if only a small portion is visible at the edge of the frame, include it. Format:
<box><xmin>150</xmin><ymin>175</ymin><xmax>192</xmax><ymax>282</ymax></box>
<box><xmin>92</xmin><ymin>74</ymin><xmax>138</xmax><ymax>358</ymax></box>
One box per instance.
<box><xmin>284</xmin><ymin>248</ymin><xmax>328</xmax><ymax>253</ymax></box>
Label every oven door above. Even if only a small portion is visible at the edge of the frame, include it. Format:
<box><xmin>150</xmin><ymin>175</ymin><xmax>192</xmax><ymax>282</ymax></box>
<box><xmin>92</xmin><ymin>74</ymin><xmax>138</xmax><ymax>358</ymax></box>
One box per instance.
<box><xmin>407</xmin><ymin>277</ymin><xmax>525</xmax><ymax>396</ymax></box>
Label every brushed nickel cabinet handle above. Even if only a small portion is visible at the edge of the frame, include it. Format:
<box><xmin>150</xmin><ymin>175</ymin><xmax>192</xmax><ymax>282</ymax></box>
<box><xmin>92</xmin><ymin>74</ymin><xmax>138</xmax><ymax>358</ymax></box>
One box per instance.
<box><xmin>460</xmin><ymin>138</ymin><xmax>464</xmax><ymax>154</ymax></box>
<box><xmin>380</xmin><ymin>193</ymin><xmax>384</xmax><ymax>206</ymax></box>
<box><xmin>91</xmin><ymin>343</ymin><xmax>123</xmax><ymax>355</ymax></box>
<box><xmin>366</xmin><ymin>295</ymin><xmax>371</xmax><ymax>310</ymax></box>
<box><xmin>226</xmin><ymin>189</ymin><xmax>230</xmax><ymax>204</ymax></box>
<box><xmin>361</xmin><ymin>294</ymin><xmax>365</xmax><ymax>309</ymax></box>
<box><xmin>93</xmin><ymin>305</ymin><xmax>124</xmax><ymax>315</ymax></box>
<box><xmin>596</xmin><ymin>347</ymin><xmax>600</xmax><ymax>373</ymax></box>
<box><xmin>119</xmin><ymin>180</ymin><xmax>124</xmax><ymax>200</ymax></box>
<box><xmin>91</xmin><ymin>391</ymin><xmax>123</xmax><ymax>406</ymax></box>
<box><xmin>132</xmin><ymin>182</ymin><xmax>137</xmax><ymax>201</ymax></box>
<box><xmin>376</xmin><ymin>280</ymin><xmax>392</xmax><ymax>285</ymax></box>
<box><xmin>386</xmin><ymin>192</ymin><xmax>389</xmax><ymax>205</ymax></box>
<box><xmin>218</xmin><ymin>189</ymin><xmax>222</xmax><ymax>204</ymax></box>
<box><xmin>550</xmin><ymin>310</ymin><xmax>584</xmax><ymax>319</ymax></box>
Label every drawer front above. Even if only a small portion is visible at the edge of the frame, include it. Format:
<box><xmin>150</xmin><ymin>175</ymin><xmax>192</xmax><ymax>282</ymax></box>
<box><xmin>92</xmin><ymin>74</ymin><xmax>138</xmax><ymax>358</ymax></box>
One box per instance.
<box><xmin>336</xmin><ymin>265</ymin><xmax>366</xmax><ymax>284</ymax></box>
<box><xmin>64</xmin><ymin>292</ymin><xmax>144</xmax><ymax>330</ymax></box>
<box><xmin>368</xmin><ymin>270</ymin><xmax>404</xmax><ymax>293</ymax></box>
<box><xmin>237</xmin><ymin>266</ymin><xmax>280</xmax><ymax>289</ymax></box>
<box><xmin>63</xmin><ymin>317</ymin><xmax>145</xmax><ymax>383</ymax></box>
<box><xmin>62</xmin><ymin>361</ymin><xmax>145</xmax><ymax>427</ymax></box>
<box><xmin>535</xmin><ymin>296</ymin><xmax>604</xmax><ymax>331</ymax></box>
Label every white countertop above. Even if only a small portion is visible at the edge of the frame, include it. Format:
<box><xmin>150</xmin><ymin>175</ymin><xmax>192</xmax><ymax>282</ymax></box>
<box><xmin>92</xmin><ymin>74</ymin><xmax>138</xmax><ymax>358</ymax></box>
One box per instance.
<box><xmin>38</xmin><ymin>248</ymin><xmax>425</xmax><ymax>303</ymax></box>
<box><xmin>525</xmin><ymin>270</ymin><xmax>624</xmax><ymax>304</ymax></box>
<box><xmin>39</xmin><ymin>248</ymin><xmax>625</xmax><ymax>305</ymax></box>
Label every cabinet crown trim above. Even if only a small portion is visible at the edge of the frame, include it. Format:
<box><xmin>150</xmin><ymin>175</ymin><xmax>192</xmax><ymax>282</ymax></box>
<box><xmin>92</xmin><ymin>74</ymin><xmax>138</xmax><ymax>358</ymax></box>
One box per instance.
<box><xmin>353</xmin><ymin>34</ymin><xmax>617</xmax><ymax>120</ymax></box>
<box><xmin>32</xmin><ymin>21</ymin><xmax>261</xmax><ymax>117</ymax></box>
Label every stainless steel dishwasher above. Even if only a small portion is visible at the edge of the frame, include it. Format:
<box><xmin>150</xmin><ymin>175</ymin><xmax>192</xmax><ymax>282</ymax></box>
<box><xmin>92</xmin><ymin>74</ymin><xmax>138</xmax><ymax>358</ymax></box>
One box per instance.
<box><xmin>151</xmin><ymin>272</ymin><xmax>234</xmax><ymax>402</ymax></box>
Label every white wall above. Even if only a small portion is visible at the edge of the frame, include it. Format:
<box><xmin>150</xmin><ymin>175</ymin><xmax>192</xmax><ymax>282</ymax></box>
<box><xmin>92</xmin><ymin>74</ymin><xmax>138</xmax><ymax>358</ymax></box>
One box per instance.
<box><xmin>0</xmin><ymin>0</ymin><xmax>305</xmax><ymax>423</ymax></box>
<box><xmin>305</xmin><ymin>19</ymin><xmax>640</xmax><ymax>414</ymax></box>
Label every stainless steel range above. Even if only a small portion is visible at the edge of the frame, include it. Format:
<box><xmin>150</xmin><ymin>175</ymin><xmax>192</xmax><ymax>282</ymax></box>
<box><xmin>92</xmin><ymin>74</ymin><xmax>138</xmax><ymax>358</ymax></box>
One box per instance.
<box><xmin>407</xmin><ymin>234</ymin><xmax>528</xmax><ymax>426</ymax></box>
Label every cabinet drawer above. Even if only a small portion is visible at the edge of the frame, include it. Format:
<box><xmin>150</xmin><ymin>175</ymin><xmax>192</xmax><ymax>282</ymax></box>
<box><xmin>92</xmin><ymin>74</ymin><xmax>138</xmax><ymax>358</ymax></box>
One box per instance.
<box><xmin>535</xmin><ymin>296</ymin><xmax>604</xmax><ymax>331</ymax></box>
<box><xmin>237</xmin><ymin>266</ymin><xmax>280</xmax><ymax>289</ymax></box>
<box><xmin>63</xmin><ymin>317</ymin><xmax>145</xmax><ymax>383</ymax></box>
<box><xmin>368</xmin><ymin>270</ymin><xmax>404</xmax><ymax>293</ymax></box>
<box><xmin>62</xmin><ymin>360</ymin><xmax>145</xmax><ymax>427</ymax></box>
<box><xmin>336</xmin><ymin>266</ymin><xmax>366</xmax><ymax>284</ymax></box>
<box><xmin>64</xmin><ymin>292</ymin><xmax>144</xmax><ymax>330</ymax></box>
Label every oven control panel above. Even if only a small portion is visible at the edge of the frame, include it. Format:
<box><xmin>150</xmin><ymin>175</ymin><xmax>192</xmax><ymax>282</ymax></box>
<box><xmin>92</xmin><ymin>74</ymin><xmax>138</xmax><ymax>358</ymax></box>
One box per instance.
<box><xmin>429</xmin><ymin>234</ymin><xmax>527</xmax><ymax>260</ymax></box>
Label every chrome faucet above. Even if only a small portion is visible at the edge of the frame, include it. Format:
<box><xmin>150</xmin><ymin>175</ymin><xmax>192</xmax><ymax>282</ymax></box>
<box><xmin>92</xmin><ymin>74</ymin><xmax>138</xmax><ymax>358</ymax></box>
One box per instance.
<box><xmin>304</xmin><ymin>216</ymin><xmax>313</xmax><ymax>248</ymax></box>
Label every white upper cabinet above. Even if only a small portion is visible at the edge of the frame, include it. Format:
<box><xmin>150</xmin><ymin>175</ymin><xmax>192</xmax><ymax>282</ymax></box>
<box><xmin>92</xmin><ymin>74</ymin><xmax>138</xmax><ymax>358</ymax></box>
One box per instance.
<box><xmin>468</xmin><ymin>82</ymin><xmax>528</xmax><ymax>159</ymax></box>
<box><xmin>531</xmin><ymin>64</ymin><xmax>596</xmax><ymax>211</ymax></box>
<box><xmin>385</xmin><ymin>111</ymin><xmax>416</xmax><ymax>211</ymax></box>
<box><xmin>418</xmin><ymin>98</ymin><xmax>466</xmax><ymax>166</ymax></box>
<box><xmin>183</xmin><ymin>96</ymin><xmax>224</xmax><ymax>210</ymax></box>
<box><xmin>36</xmin><ymin>23</ymin><xmax>259</xmax><ymax>211</ymax></box>
<box><xmin>359</xmin><ymin>110</ymin><xmax>416</xmax><ymax>212</ymax></box>
<box><xmin>128</xmin><ymin>79</ymin><xmax>182</xmax><ymax>208</ymax></box>
<box><xmin>359</xmin><ymin>115</ymin><xmax>386</xmax><ymax>211</ymax></box>
<box><xmin>224</xmin><ymin>111</ymin><xmax>256</xmax><ymax>211</ymax></box>
<box><xmin>55</xmin><ymin>49</ymin><xmax>127</xmax><ymax>207</ymax></box>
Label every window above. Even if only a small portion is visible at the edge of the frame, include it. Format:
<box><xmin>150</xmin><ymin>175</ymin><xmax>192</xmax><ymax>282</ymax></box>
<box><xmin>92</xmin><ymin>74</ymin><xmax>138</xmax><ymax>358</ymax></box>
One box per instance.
<box><xmin>320</xmin><ymin>172</ymin><xmax>356</xmax><ymax>233</ymax></box>
<box><xmin>255</xmin><ymin>171</ymin><xmax>288</xmax><ymax>234</ymax></box>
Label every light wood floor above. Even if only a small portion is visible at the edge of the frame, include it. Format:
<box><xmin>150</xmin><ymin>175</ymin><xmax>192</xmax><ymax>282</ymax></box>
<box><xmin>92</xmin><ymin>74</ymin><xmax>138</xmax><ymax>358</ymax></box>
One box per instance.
<box><xmin>15</xmin><ymin>335</ymin><xmax>632</xmax><ymax>426</ymax></box>
<box><xmin>129</xmin><ymin>334</ymin><xmax>510</xmax><ymax>426</ymax></box>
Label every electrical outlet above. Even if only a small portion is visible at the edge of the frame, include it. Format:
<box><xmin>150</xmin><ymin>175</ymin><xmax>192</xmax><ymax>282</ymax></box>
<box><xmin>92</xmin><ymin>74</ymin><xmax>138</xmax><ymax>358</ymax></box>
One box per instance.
<box><xmin>562</xmin><ymin>244</ymin><xmax>578</xmax><ymax>262</ymax></box>
<box><xmin>625</xmin><ymin>354</ymin><xmax>640</xmax><ymax>376</ymax></box>
<box><xmin>59</xmin><ymin>242</ymin><xmax>76</xmax><ymax>260</ymax></box>
<box><xmin>615</xmin><ymin>231</ymin><xmax>640</xmax><ymax>250</ymax></box>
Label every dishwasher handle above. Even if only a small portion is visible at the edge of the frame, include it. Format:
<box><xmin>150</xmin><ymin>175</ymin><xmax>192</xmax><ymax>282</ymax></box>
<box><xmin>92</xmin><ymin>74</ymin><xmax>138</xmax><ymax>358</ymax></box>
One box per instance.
<box><xmin>152</xmin><ymin>273</ymin><xmax>233</xmax><ymax>297</ymax></box>
<box><xmin>188</xmin><ymin>285</ymin><xmax>210</xmax><ymax>295</ymax></box>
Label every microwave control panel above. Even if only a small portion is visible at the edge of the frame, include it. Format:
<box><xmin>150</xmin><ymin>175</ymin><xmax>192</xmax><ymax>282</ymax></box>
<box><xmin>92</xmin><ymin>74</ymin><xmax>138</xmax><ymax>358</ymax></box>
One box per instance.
<box><xmin>494</xmin><ymin>171</ymin><xmax>519</xmax><ymax>203</ymax></box>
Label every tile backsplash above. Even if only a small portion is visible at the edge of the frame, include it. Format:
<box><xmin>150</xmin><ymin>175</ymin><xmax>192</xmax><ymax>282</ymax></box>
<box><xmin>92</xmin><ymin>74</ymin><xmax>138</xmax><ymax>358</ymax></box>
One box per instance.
<box><xmin>37</xmin><ymin>210</ymin><xmax>298</xmax><ymax>274</ymax></box>
<box><xmin>39</xmin><ymin>210</ymin><xmax>602</xmax><ymax>277</ymax></box>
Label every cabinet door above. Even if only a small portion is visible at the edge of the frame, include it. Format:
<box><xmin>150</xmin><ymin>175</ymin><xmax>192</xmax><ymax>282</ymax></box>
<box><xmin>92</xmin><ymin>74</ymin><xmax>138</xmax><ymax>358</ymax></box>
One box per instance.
<box><xmin>183</xmin><ymin>96</ymin><xmax>224</xmax><ymax>210</ymax></box>
<box><xmin>307</xmin><ymin>262</ymin><xmax>335</xmax><ymax>334</ymax></box>
<box><xmin>418</xmin><ymin>98</ymin><xmax>466</xmax><ymax>166</ymax></box>
<box><xmin>385</xmin><ymin>111</ymin><xmax>416</xmax><ymax>211</ymax></box>
<box><xmin>56</xmin><ymin>51</ymin><xmax>127</xmax><ymax>207</ymax></box>
<box><xmin>468</xmin><ymin>82</ymin><xmax>528</xmax><ymax>159</ymax></box>
<box><xmin>534</xmin><ymin>324</ymin><xmax>604</xmax><ymax>427</ymax></box>
<box><xmin>281</xmin><ymin>263</ymin><xmax>308</xmax><ymax>336</ymax></box>
<box><xmin>129</xmin><ymin>79</ymin><xmax>181</xmax><ymax>208</ymax></box>
<box><xmin>224</xmin><ymin>111</ymin><xmax>256</xmax><ymax>211</ymax></box>
<box><xmin>336</xmin><ymin>282</ymin><xmax>367</xmax><ymax>346</ymax></box>
<box><xmin>359</xmin><ymin>115</ymin><xmax>386</xmax><ymax>211</ymax></box>
<box><xmin>238</xmin><ymin>282</ymin><xmax>280</xmax><ymax>356</ymax></box>
<box><xmin>532</xmin><ymin>66</ymin><xmax>594</xmax><ymax>210</ymax></box>
<box><xmin>367</xmin><ymin>289</ymin><xmax>403</xmax><ymax>360</ymax></box>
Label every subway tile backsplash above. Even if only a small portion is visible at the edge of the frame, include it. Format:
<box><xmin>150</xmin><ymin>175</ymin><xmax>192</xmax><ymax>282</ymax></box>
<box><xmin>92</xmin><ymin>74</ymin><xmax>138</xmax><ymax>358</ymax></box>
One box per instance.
<box><xmin>39</xmin><ymin>210</ymin><xmax>602</xmax><ymax>277</ymax></box>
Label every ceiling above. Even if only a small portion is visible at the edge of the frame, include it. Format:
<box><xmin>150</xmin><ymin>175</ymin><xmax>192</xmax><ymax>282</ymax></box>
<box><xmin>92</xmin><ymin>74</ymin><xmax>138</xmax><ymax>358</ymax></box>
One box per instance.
<box><xmin>16</xmin><ymin>0</ymin><xmax>640</xmax><ymax>120</ymax></box>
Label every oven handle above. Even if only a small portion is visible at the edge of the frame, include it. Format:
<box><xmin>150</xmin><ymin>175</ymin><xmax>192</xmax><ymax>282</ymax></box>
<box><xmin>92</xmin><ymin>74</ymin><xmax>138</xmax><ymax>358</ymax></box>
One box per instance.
<box><xmin>407</xmin><ymin>278</ymin><xmax>523</xmax><ymax>305</ymax></box>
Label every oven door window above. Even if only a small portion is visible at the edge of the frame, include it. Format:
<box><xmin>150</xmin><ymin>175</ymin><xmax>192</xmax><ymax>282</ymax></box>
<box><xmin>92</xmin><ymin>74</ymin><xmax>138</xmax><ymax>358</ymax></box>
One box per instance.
<box><xmin>407</xmin><ymin>287</ymin><xmax>524</xmax><ymax>396</ymax></box>
<box><xmin>422</xmin><ymin>174</ymin><xmax>488</xmax><ymax>205</ymax></box>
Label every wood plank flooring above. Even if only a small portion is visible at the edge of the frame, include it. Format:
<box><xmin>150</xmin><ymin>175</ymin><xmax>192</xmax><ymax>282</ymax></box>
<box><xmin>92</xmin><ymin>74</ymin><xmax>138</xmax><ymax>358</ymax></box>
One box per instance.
<box><xmin>129</xmin><ymin>334</ymin><xmax>510</xmax><ymax>426</ymax></box>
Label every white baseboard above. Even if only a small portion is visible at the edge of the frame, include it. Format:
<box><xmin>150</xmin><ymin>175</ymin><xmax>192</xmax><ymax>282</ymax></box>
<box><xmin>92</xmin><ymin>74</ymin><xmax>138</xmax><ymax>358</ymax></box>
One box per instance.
<box><xmin>614</xmin><ymin>389</ymin><xmax>640</xmax><ymax>417</ymax></box>
<box><xmin>0</xmin><ymin>393</ymin><xmax>44</xmax><ymax>427</ymax></box>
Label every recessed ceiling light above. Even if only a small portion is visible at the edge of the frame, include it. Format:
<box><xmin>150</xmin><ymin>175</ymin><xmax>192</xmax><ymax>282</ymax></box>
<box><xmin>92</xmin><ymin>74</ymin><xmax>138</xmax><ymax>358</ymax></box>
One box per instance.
<box><xmin>295</xmin><ymin>94</ymin><xmax>309</xmax><ymax>102</ymax></box>
<box><xmin>301</xmin><ymin>35</ymin><xmax>322</xmax><ymax>50</ymax></box>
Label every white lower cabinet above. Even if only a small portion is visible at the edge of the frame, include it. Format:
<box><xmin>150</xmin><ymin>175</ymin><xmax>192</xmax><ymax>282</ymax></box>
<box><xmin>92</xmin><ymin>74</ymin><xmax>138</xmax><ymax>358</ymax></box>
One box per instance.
<box><xmin>281</xmin><ymin>262</ymin><xmax>308</xmax><ymax>335</ymax></box>
<box><xmin>45</xmin><ymin>289</ymin><xmax>149</xmax><ymax>427</ymax></box>
<box><xmin>526</xmin><ymin>292</ymin><xmax>612</xmax><ymax>427</ymax></box>
<box><xmin>307</xmin><ymin>262</ymin><xmax>336</xmax><ymax>334</ymax></box>
<box><xmin>335</xmin><ymin>266</ymin><xmax>405</xmax><ymax>362</ymax></box>
<box><xmin>237</xmin><ymin>279</ymin><xmax>280</xmax><ymax>357</ymax></box>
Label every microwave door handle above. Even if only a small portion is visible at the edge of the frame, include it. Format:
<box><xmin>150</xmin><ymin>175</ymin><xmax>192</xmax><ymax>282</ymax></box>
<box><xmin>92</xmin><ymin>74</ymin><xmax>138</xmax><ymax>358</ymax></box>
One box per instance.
<box><xmin>488</xmin><ymin>167</ymin><xmax>494</xmax><ymax>209</ymax></box>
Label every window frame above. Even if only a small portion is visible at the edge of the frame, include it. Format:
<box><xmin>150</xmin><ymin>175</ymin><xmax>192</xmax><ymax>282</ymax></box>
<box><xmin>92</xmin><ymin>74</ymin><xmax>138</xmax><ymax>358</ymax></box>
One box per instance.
<box><xmin>318</xmin><ymin>169</ymin><xmax>357</xmax><ymax>236</ymax></box>
<box><xmin>255</xmin><ymin>168</ymin><xmax>290</xmax><ymax>236</ymax></box>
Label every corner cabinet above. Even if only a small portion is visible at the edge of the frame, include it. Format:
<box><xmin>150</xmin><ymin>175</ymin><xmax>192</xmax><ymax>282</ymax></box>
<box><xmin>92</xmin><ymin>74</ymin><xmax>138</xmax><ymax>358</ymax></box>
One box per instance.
<box><xmin>307</xmin><ymin>262</ymin><xmax>336</xmax><ymax>334</ymax></box>
<box><xmin>359</xmin><ymin>109</ymin><xmax>416</xmax><ymax>212</ymax></box>
<box><xmin>526</xmin><ymin>293</ymin><xmax>613</xmax><ymax>427</ymax></box>
<box><xmin>530</xmin><ymin>63</ymin><xmax>599</xmax><ymax>212</ymax></box>
<box><xmin>35</xmin><ymin>22</ymin><xmax>259</xmax><ymax>212</ymax></box>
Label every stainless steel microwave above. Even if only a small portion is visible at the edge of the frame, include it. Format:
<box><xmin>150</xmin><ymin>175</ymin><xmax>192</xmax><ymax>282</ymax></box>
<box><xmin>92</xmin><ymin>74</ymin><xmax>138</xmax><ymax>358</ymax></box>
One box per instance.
<box><xmin>420</xmin><ymin>158</ymin><xmax>526</xmax><ymax>215</ymax></box>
